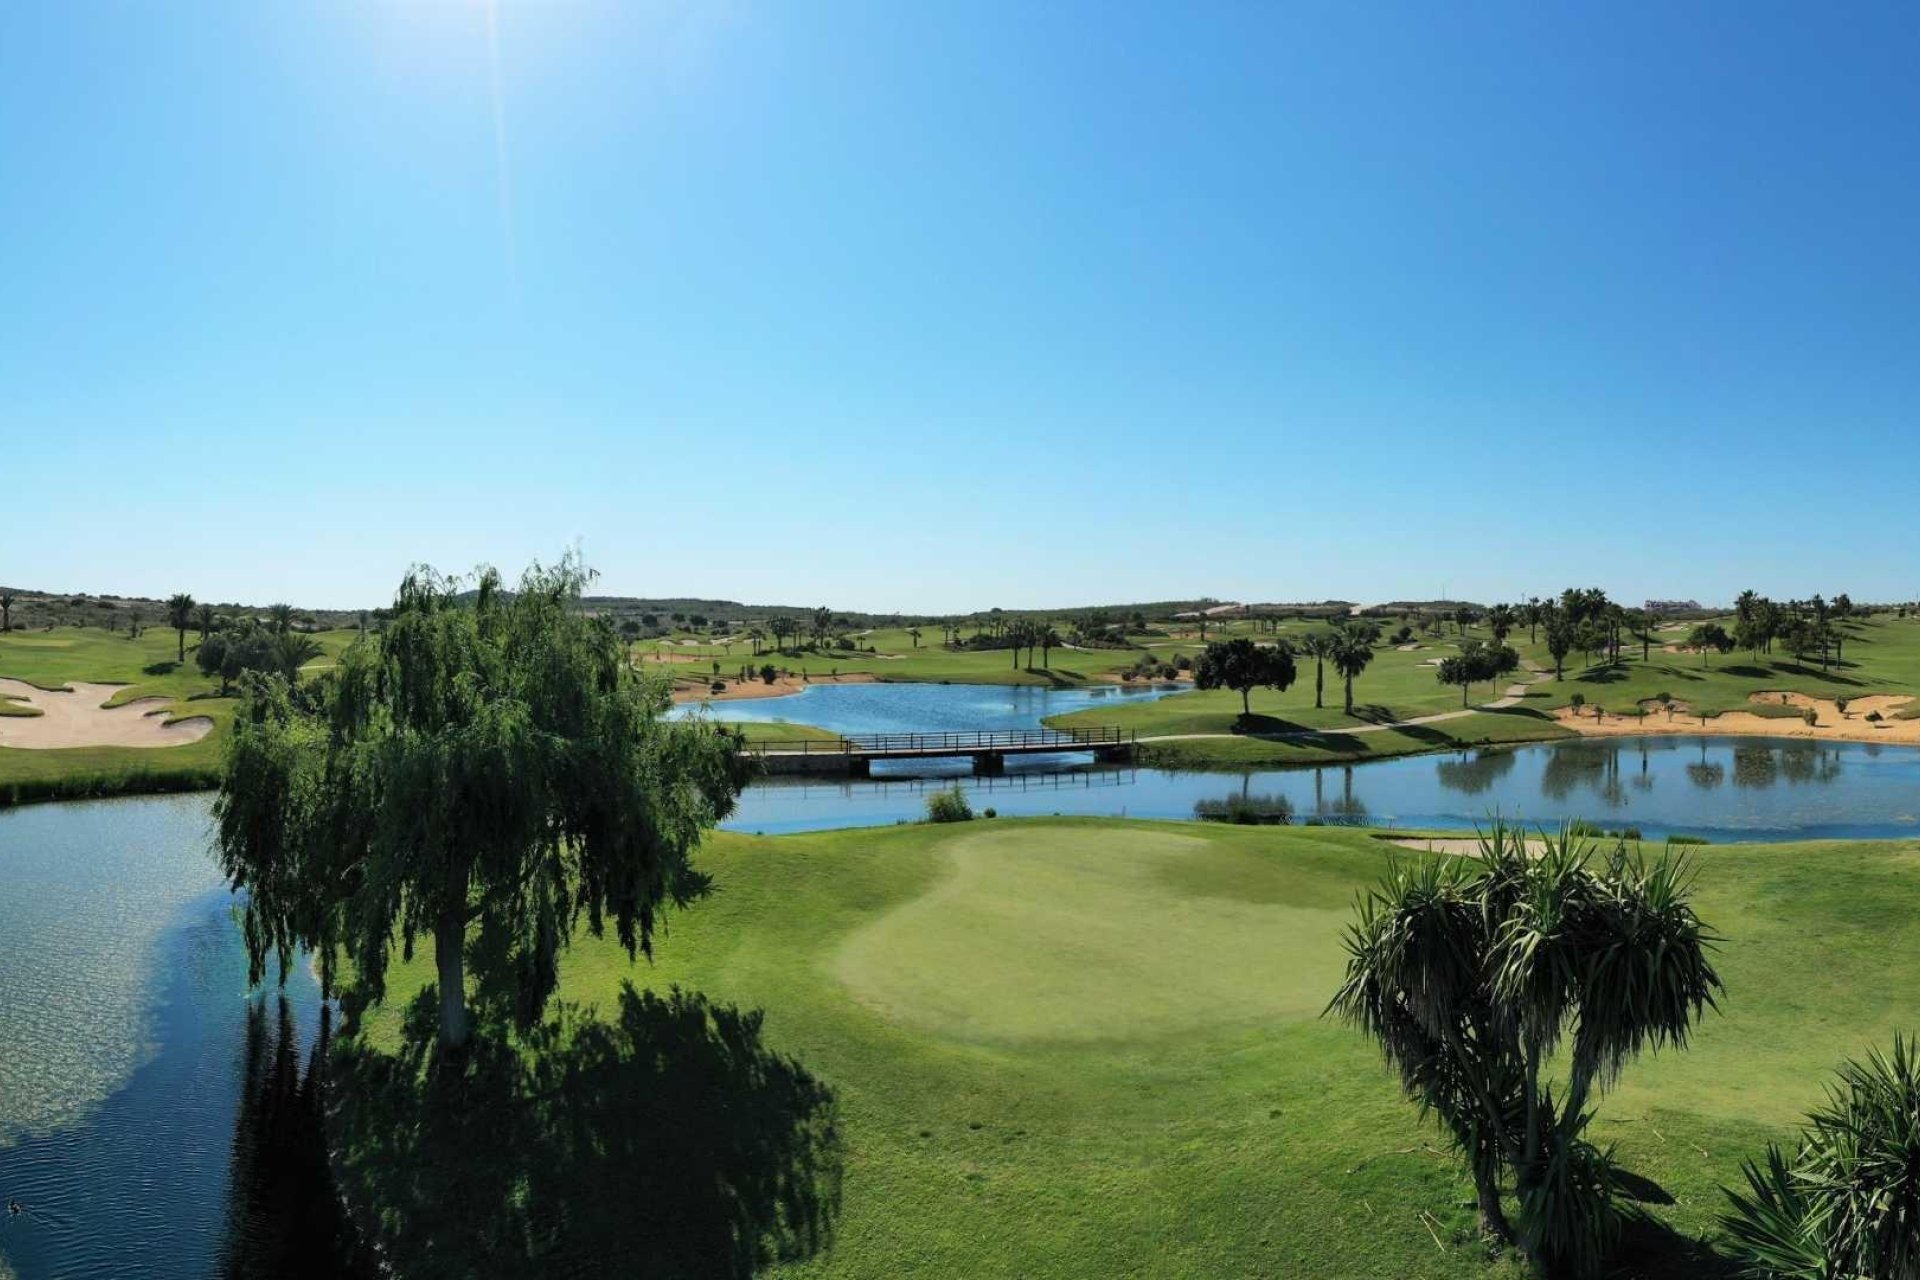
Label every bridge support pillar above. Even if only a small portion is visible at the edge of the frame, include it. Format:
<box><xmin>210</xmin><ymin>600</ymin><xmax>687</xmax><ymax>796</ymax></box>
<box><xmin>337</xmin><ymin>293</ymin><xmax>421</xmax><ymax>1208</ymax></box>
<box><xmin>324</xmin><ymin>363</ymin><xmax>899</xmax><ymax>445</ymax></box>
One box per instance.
<box><xmin>971</xmin><ymin>751</ymin><xmax>1005</xmax><ymax>776</ymax></box>
<box><xmin>848</xmin><ymin>756</ymin><xmax>872</xmax><ymax>778</ymax></box>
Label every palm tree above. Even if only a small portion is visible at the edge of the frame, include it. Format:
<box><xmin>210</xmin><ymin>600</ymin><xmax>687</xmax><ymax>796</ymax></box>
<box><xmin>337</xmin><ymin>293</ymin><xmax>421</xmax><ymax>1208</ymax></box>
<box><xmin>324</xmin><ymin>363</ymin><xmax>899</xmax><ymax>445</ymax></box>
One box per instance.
<box><xmin>268</xmin><ymin>602</ymin><xmax>294</xmax><ymax>634</ymax></box>
<box><xmin>0</xmin><ymin>590</ymin><xmax>15</xmax><ymax>633</ymax></box>
<box><xmin>275</xmin><ymin>632</ymin><xmax>323</xmax><ymax>681</ymax></box>
<box><xmin>908</xmin><ymin>627</ymin><xmax>922</xmax><ymax>649</ymax></box>
<box><xmin>195</xmin><ymin>602</ymin><xmax>216</xmax><ymax>641</ymax></box>
<box><xmin>1330</xmin><ymin>629</ymin><xmax>1375</xmax><ymax>715</ymax></box>
<box><xmin>810</xmin><ymin>607</ymin><xmax>833</xmax><ymax>647</ymax></box>
<box><xmin>167</xmin><ymin>593</ymin><xmax>195</xmax><ymax>661</ymax></box>
<box><xmin>1039</xmin><ymin>626</ymin><xmax>1061</xmax><ymax>669</ymax></box>
<box><xmin>1330</xmin><ymin>822</ymin><xmax>1721</xmax><ymax>1271</ymax></box>
<box><xmin>1299</xmin><ymin>633</ymin><xmax>1334</xmax><ymax>709</ymax></box>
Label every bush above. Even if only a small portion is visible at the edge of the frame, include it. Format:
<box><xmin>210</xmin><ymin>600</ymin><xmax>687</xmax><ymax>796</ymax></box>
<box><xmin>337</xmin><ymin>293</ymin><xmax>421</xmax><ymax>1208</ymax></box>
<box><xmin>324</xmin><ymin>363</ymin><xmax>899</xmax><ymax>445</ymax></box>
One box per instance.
<box><xmin>1175</xmin><ymin>655</ymin><xmax>1193</xmax><ymax>672</ymax></box>
<box><xmin>1193</xmin><ymin>793</ymin><xmax>1294</xmax><ymax>825</ymax></box>
<box><xmin>981</xmin><ymin>807</ymin><xmax>996</xmax><ymax>819</ymax></box>
<box><xmin>925</xmin><ymin>784</ymin><xmax>973</xmax><ymax>824</ymax></box>
<box><xmin>1722</xmin><ymin>1037</ymin><xmax>1920</xmax><ymax>1278</ymax></box>
<box><xmin>759</xmin><ymin>664</ymin><xmax>777</xmax><ymax>684</ymax></box>
<box><xmin>1802</xmin><ymin>707</ymin><xmax>1819</xmax><ymax>727</ymax></box>
<box><xmin>710</xmin><ymin>681</ymin><xmax>726</xmax><ymax>694</ymax></box>
<box><xmin>1668</xmin><ymin>834</ymin><xmax>1710</xmax><ymax>846</ymax></box>
<box><xmin>1868</xmin><ymin>710</ymin><xmax>1885</xmax><ymax>723</ymax></box>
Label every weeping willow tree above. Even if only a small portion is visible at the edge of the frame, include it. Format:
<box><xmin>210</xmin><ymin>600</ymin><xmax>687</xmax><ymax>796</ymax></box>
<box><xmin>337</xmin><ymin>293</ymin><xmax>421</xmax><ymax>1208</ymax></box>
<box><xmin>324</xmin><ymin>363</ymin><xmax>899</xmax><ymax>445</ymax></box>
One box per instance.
<box><xmin>214</xmin><ymin>558</ymin><xmax>747</xmax><ymax>1052</ymax></box>
<box><xmin>1327</xmin><ymin>821</ymin><xmax>1721</xmax><ymax>1277</ymax></box>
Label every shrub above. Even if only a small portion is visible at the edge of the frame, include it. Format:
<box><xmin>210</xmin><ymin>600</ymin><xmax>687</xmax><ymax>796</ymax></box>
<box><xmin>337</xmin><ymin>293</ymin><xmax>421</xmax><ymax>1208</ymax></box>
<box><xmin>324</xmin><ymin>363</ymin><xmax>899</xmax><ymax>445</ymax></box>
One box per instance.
<box><xmin>1175</xmin><ymin>655</ymin><xmax>1193</xmax><ymax>672</ymax></box>
<box><xmin>1868</xmin><ymin>710</ymin><xmax>1885</xmax><ymax>723</ymax></box>
<box><xmin>1193</xmin><ymin>793</ymin><xmax>1294</xmax><ymax>825</ymax></box>
<box><xmin>760</xmin><ymin>664</ymin><xmax>778</xmax><ymax>684</ymax></box>
<box><xmin>1836</xmin><ymin>696</ymin><xmax>1851</xmax><ymax>716</ymax></box>
<box><xmin>1803</xmin><ymin>708</ymin><xmax>1819</xmax><ymax>727</ymax></box>
<box><xmin>1722</xmin><ymin>1037</ymin><xmax>1920</xmax><ymax>1278</ymax></box>
<box><xmin>1668</xmin><ymin>834</ymin><xmax>1710</xmax><ymax>846</ymax></box>
<box><xmin>981</xmin><ymin>807</ymin><xmax>996</xmax><ymax>819</ymax></box>
<box><xmin>925</xmin><ymin>784</ymin><xmax>973</xmax><ymax>824</ymax></box>
<box><xmin>1569</xmin><ymin>693</ymin><xmax>1586</xmax><ymax>712</ymax></box>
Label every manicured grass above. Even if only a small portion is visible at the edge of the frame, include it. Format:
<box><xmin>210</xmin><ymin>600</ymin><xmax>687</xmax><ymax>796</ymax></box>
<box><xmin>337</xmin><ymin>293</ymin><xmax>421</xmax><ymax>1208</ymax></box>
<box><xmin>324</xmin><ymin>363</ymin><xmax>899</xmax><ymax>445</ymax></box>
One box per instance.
<box><xmin>344</xmin><ymin>817</ymin><xmax>1920</xmax><ymax>1277</ymax></box>
<box><xmin>1510</xmin><ymin>615</ymin><xmax>1920</xmax><ymax>718</ymax></box>
<box><xmin>1133</xmin><ymin>707</ymin><xmax>1574</xmax><ymax>769</ymax></box>
<box><xmin>735</xmin><ymin>720</ymin><xmax>844</xmax><ymax>745</ymax></box>
<box><xmin>642</xmin><ymin>626</ymin><xmax>1167</xmax><ymax>692</ymax></box>
<box><xmin>0</xmin><ymin>625</ymin><xmax>357</xmax><ymax>803</ymax></box>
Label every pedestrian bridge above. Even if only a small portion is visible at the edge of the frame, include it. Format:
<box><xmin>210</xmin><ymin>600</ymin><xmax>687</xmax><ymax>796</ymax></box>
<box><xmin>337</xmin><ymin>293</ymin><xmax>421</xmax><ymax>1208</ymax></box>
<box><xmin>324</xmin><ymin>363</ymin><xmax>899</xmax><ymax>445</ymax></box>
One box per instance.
<box><xmin>739</xmin><ymin>727</ymin><xmax>1137</xmax><ymax>777</ymax></box>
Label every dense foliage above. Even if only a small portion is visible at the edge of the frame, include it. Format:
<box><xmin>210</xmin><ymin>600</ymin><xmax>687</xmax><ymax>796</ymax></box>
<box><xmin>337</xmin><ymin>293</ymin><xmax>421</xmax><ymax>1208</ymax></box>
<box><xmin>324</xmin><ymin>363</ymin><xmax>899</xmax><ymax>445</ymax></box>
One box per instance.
<box><xmin>1722</xmin><ymin>1036</ymin><xmax>1920</xmax><ymax>1279</ymax></box>
<box><xmin>213</xmin><ymin>557</ymin><xmax>747</xmax><ymax>1050</ymax></box>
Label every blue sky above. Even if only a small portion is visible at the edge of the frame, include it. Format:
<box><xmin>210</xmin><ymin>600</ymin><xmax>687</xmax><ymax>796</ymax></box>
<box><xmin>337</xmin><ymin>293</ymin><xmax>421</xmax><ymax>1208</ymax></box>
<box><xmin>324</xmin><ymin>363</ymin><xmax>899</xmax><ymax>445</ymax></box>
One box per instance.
<box><xmin>4</xmin><ymin>3</ymin><xmax>1917</xmax><ymax>612</ymax></box>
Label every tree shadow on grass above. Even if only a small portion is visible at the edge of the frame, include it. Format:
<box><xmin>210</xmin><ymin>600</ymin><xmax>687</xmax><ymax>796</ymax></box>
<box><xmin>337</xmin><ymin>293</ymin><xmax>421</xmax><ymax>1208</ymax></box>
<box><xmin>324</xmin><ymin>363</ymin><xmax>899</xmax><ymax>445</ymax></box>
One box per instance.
<box><xmin>1609</xmin><ymin>1211</ymin><xmax>1742</xmax><ymax>1279</ymax></box>
<box><xmin>331</xmin><ymin>983</ymin><xmax>841</xmax><ymax>1280</ymax></box>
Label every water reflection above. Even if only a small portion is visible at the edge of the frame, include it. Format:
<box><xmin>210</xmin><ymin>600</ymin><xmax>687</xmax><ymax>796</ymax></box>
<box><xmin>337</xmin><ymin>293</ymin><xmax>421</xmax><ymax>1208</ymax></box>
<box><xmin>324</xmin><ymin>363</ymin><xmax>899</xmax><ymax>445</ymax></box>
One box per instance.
<box><xmin>221</xmin><ymin>1000</ymin><xmax>366</xmax><ymax>1279</ymax></box>
<box><xmin>718</xmin><ymin>735</ymin><xmax>1920</xmax><ymax>841</ymax></box>
<box><xmin>1433</xmin><ymin>750</ymin><xmax>1517</xmax><ymax>796</ymax></box>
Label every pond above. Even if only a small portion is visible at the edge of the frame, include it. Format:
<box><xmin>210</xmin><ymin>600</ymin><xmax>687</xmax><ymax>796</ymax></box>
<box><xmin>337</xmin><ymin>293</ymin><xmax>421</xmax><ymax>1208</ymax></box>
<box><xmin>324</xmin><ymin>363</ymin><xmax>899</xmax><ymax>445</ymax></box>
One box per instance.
<box><xmin>0</xmin><ymin>797</ymin><xmax>360</xmax><ymax>1280</ymax></box>
<box><xmin>718</xmin><ymin>734</ymin><xmax>1920</xmax><ymax>841</ymax></box>
<box><xmin>669</xmin><ymin>679</ymin><xmax>1181</xmax><ymax>737</ymax></box>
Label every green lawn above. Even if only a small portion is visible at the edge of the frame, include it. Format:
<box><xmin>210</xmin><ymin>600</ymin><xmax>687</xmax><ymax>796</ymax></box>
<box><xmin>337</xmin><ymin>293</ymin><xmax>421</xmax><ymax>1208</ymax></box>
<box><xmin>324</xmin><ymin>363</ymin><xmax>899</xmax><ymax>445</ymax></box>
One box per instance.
<box><xmin>0</xmin><ymin>625</ymin><xmax>358</xmax><ymax>802</ymax></box>
<box><xmin>1496</xmin><ymin>614</ymin><xmax>1920</xmax><ymax>717</ymax></box>
<box><xmin>343</xmin><ymin>817</ymin><xmax>1920</xmax><ymax>1278</ymax></box>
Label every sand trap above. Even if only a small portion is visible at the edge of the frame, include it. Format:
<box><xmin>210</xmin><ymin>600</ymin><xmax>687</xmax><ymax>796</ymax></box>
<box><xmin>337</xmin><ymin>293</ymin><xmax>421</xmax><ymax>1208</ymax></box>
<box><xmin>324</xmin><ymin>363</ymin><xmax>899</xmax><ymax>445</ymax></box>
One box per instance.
<box><xmin>1556</xmin><ymin>690</ymin><xmax>1920</xmax><ymax>745</ymax></box>
<box><xmin>670</xmin><ymin>671</ymin><xmax>876</xmax><ymax>704</ymax></box>
<box><xmin>0</xmin><ymin>679</ymin><xmax>213</xmax><ymax>750</ymax></box>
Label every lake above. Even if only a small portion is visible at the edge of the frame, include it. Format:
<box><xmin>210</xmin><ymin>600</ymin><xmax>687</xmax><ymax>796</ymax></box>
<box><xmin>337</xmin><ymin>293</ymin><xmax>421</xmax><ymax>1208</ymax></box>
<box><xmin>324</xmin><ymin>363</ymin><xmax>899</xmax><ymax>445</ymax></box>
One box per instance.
<box><xmin>678</xmin><ymin>686</ymin><xmax>1920</xmax><ymax>839</ymax></box>
<box><xmin>0</xmin><ymin>797</ymin><xmax>359</xmax><ymax>1280</ymax></box>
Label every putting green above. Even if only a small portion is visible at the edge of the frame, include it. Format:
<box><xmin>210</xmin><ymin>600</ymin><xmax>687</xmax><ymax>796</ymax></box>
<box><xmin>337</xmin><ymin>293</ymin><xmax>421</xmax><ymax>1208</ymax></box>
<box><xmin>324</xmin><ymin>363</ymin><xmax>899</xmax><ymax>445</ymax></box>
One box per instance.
<box><xmin>832</xmin><ymin>824</ymin><xmax>1353</xmax><ymax>1045</ymax></box>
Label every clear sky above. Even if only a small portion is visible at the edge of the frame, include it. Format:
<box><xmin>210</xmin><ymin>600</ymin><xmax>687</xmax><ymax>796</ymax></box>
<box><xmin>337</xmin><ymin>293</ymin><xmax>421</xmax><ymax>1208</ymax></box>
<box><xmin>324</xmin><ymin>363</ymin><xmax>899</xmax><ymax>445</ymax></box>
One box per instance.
<box><xmin>4</xmin><ymin>3</ymin><xmax>1917</xmax><ymax>612</ymax></box>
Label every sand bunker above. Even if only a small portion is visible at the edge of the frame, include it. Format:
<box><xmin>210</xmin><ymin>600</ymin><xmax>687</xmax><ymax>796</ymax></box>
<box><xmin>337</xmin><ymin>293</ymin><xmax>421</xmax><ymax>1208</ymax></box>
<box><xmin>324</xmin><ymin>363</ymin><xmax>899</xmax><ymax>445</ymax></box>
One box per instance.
<box><xmin>0</xmin><ymin>679</ymin><xmax>212</xmax><ymax>750</ymax></box>
<box><xmin>1556</xmin><ymin>690</ymin><xmax>1920</xmax><ymax>745</ymax></box>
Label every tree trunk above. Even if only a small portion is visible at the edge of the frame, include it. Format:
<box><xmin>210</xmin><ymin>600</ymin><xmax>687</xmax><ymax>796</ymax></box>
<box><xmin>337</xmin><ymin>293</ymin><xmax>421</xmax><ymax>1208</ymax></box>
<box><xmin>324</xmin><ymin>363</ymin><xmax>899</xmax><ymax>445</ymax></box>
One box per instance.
<box><xmin>1314</xmin><ymin>661</ymin><xmax>1324</xmax><ymax>709</ymax></box>
<box><xmin>435</xmin><ymin>905</ymin><xmax>471</xmax><ymax>1052</ymax></box>
<box><xmin>1345</xmin><ymin>676</ymin><xmax>1354</xmax><ymax>715</ymax></box>
<box><xmin>1475</xmin><ymin>1172</ymin><xmax>1514</xmax><ymax>1243</ymax></box>
<box><xmin>1241</xmin><ymin>688</ymin><xmax>1251</xmax><ymax>718</ymax></box>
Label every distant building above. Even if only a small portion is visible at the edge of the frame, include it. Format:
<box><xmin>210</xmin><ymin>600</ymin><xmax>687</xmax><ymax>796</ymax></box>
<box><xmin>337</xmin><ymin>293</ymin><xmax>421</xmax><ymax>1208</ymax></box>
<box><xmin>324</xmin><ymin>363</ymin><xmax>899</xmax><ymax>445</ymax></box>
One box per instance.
<box><xmin>1643</xmin><ymin>599</ymin><xmax>1702</xmax><ymax>615</ymax></box>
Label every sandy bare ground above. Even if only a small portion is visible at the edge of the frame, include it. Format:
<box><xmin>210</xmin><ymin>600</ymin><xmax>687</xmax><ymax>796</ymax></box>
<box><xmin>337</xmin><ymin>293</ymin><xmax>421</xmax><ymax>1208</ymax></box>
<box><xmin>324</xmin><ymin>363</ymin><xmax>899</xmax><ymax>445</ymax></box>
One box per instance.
<box><xmin>0</xmin><ymin>679</ymin><xmax>213</xmax><ymax>749</ymax></box>
<box><xmin>1382</xmin><ymin>836</ymin><xmax>1550</xmax><ymax>857</ymax></box>
<box><xmin>669</xmin><ymin>671</ymin><xmax>876</xmax><ymax>705</ymax></box>
<box><xmin>1555</xmin><ymin>691</ymin><xmax>1920</xmax><ymax>744</ymax></box>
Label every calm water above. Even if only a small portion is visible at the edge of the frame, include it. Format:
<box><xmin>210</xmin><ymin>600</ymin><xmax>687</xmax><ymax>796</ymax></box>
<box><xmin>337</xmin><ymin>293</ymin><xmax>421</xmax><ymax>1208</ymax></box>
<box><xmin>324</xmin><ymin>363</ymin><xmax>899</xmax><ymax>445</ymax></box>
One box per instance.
<box><xmin>670</xmin><ymin>679</ymin><xmax>1180</xmax><ymax>736</ymax></box>
<box><xmin>0</xmin><ymin>797</ymin><xmax>356</xmax><ymax>1280</ymax></box>
<box><xmin>726</xmin><ymin>735</ymin><xmax>1920</xmax><ymax>841</ymax></box>
<box><xmin>680</xmin><ymin>684</ymin><xmax>1920</xmax><ymax>839</ymax></box>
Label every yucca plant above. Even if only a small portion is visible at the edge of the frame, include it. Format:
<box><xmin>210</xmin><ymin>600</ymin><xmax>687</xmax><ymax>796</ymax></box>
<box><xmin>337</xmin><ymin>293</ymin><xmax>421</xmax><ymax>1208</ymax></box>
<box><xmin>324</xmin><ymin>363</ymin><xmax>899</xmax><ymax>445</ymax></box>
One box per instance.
<box><xmin>1723</xmin><ymin>1035</ymin><xmax>1920</xmax><ymax>1279</ymax></box>
<box><xmin>1328</xmin><ymin>818</ymin><xmax>1721</xmax><ymax>1276</ymax></box>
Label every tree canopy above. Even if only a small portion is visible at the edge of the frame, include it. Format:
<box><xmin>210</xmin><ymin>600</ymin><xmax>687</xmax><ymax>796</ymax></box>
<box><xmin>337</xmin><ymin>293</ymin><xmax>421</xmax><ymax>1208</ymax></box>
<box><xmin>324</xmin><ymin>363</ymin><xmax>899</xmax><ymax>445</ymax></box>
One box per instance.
<box><xmin>1193</xmin><ymin>637</ymin><xmax>1297</xmax><ymax>718</ymax></box>
<box><xmin>213</xmin><ymin>557</ymin><xmax>747</xmax><ymax>1051</ymax></box>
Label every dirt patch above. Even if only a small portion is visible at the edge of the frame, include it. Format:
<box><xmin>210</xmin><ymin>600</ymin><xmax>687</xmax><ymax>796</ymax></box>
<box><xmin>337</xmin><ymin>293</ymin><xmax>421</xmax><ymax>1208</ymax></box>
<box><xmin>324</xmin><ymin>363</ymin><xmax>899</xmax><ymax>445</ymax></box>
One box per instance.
<box><xmin>669</xmin><ymin>671</ymin><xmax>876</xmax><ymax>705</ymax></box>
<box><xmin>0</xmin><ymin>679</ymin><xmax>213</xmax><ymax>749</ymax></box>
<box><xmin>1555</xmin><ymin>690</ymin><xmax>1920</xmax><ymax>744</ymax></box>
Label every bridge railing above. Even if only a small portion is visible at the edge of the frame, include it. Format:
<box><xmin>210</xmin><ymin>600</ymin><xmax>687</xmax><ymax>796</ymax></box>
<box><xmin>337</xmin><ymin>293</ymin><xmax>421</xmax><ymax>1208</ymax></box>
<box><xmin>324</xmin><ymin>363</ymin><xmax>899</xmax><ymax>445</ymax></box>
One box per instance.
<box><xmin>735</xmin><ymin>726</ymin><xmax>1133</xmax><ymax>756</ymax></box>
